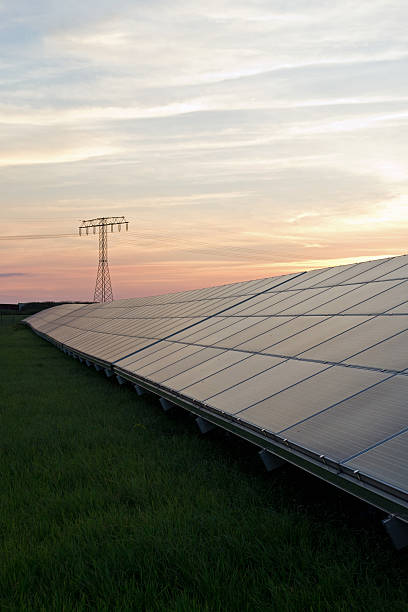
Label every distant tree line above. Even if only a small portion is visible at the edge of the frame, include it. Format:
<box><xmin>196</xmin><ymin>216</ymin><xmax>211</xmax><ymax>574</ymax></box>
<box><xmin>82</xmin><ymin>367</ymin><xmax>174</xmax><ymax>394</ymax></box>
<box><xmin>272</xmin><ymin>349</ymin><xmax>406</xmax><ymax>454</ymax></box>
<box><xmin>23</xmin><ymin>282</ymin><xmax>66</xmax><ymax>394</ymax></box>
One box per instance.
<box><xmin>0</xmin><ymin>301</ymin><xmax>94</xmax><ymax>316</ymax></box>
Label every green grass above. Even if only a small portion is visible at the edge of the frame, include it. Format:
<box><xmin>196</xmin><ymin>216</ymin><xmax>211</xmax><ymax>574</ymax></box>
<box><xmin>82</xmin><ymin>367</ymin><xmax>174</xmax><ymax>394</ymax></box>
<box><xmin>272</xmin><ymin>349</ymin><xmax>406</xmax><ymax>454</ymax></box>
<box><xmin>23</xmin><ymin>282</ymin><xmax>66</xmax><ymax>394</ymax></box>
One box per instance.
<box><xmin>0</xmin><ymin>313</ymin><xmax>23</xmax><ymax>325</ymax></box>
<box><xmin>1</xmin><ymin>319</ymin><xmax>408</xmax><ymax>611</ymax></box>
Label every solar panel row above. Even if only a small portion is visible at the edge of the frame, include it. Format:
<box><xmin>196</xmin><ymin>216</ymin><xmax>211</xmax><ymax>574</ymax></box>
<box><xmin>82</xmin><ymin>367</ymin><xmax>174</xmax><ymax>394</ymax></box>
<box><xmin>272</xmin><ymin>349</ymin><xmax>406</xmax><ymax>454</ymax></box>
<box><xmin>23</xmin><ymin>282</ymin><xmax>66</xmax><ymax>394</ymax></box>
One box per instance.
<box><xmin>25</xmin><ymin>255</ymin><xmax>408</xmax><ymax>522</ymax></box>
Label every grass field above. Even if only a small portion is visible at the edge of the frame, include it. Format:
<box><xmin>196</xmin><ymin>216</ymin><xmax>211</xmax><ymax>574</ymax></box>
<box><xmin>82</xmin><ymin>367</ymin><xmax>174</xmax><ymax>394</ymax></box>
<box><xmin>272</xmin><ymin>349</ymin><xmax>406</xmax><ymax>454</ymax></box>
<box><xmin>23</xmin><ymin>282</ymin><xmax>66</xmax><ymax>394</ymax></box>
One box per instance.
<box><xmin>1</xmin><ymin>316</ymin><xmax>408</xmax><ymax>611</ymax></box>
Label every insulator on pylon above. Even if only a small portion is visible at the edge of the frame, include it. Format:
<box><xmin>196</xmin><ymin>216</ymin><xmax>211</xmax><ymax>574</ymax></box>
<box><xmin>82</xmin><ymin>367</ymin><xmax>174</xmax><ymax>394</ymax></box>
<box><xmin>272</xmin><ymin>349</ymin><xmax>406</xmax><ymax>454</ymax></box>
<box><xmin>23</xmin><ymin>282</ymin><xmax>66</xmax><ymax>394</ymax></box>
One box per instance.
<box><xmin>111</xmin><ymin>224</ymin><xmax>114</xmax><ymax>232</ymax></box>
<box><xmin>86</xmin><ymin>227</ymin><xmax>89</xmax><ymax>235</ymax></box>
<box><xmin>79</xmin><ymin>228</ymin><xmax>82</xmax><ymax>236</ymax></box>
<box><xmin>93</xmin><ymin>226</ymin><xmax>96</xmax><ymax>234</ymax></box>
<box><xmin>126</xmin><ymin>223</ymin><xmax>128</xmax><ymax>231</ymax></box>
<box><xmin>118</xmin><ymin>224</ymin><xmax>121</xmax><ymax>232</ymax></box>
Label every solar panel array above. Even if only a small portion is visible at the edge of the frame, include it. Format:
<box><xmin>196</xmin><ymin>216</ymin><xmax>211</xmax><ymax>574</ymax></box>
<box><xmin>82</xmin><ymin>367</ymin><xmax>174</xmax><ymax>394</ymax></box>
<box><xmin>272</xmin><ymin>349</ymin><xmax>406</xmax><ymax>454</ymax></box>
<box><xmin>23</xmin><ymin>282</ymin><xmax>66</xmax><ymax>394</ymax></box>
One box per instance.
<box><xmin>26</xmin><ymin>255</ymin><xmax>408</xmax><ymax>515</ymax></box>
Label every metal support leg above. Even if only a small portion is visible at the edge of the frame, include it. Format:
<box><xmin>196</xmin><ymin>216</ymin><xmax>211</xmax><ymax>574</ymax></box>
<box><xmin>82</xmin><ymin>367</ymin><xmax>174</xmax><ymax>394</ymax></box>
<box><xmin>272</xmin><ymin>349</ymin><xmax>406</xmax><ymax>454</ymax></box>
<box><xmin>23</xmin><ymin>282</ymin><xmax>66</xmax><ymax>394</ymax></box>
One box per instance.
<box><xmin>159</xmin><ymin>398</ymin><xmax>174</xmax><ymax>412</ymax></box>
<box><xmin>94</xmin><ymin>364</ymin><xmax>101</xmax><ymax>371</ymax></box>
<box><xmin>195</xmin><ymin>416</ymin><xmax>216</xmax><ymax>434</ymax></box>
<box><xmin>258</xmin><ymin>449</ymin><xmax>285</xmax><ymax>472</ymax></box>
<box><xmin>382</xmin><ymin>515</ymin><xmax>408</xmax><ymax>550</ymax></box>
<box><xmin>85</xmin><ymin>360</ymin><xmax>91</xmax><ymax>367</ymax></box>
<box><xmin>134</xmin><ymin>384</ymin><xmax>145</xmax><ymax>396</ymax></box>
<box><xmin>104</xmin><ymin>368</ymin><xmax>113</xmax><ymax>377</ymax></box>
<box><xmin>116</xmin><ymin>374</ymin><xmax>125</xmax><ymax>385</ymax></box>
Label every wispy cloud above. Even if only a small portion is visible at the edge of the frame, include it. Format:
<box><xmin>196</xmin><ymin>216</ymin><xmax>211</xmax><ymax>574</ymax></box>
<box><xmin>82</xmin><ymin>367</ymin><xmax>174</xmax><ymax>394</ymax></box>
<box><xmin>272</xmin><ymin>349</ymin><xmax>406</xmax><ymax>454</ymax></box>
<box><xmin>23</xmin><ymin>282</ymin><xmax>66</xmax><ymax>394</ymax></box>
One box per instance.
<box><xmin>0</xmin><ymin>146</ymin><xmax>120</xmax><ymax>167</ymax></box>
<box><xmin>0</xmin><ymin>272</ymin><xmax>28</xmax><ymax>277</ymax></box>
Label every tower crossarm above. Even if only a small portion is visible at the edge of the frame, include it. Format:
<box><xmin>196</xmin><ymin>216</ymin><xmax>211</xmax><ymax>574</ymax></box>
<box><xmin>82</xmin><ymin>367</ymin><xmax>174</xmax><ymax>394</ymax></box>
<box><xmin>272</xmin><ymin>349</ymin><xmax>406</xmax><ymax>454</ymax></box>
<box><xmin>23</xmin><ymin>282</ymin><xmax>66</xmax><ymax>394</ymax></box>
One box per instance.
<box><xmin>79</xmin><ymin>216</ymin><xmax>128</xmax><ymax>231</ymax></box>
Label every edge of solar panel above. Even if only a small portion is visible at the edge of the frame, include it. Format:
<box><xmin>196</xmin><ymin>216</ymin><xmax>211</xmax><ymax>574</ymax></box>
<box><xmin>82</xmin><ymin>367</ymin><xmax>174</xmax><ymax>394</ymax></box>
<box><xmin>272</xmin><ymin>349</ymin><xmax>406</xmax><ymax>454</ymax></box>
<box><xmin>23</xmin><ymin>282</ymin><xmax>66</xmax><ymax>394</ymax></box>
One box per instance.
<box><xmin>23</xmin><ymin>255</ymin><xmax>408</xmax><ymax>523</ymax></box>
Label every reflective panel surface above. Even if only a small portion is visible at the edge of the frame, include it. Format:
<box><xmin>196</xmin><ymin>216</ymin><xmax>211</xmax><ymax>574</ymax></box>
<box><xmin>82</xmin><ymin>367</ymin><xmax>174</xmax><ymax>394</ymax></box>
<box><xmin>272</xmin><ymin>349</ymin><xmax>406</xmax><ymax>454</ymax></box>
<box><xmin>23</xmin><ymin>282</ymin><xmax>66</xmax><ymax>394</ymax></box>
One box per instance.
<box><xmin>25</xmin><ymin>254</ymin><xmax>408</xmax><ymax>506</ymax></box>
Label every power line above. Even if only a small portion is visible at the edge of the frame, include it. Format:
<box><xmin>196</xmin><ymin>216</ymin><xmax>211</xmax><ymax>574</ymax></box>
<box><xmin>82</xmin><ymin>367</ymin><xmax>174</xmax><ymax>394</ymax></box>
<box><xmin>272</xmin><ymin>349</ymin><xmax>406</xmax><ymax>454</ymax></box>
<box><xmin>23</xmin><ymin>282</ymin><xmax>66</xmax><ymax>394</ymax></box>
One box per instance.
<box><xmin>0</xmin><ymin>232</ymin><xmax>278</xmax><ymax>262</ymax></box>
<box><xmin>0</xmin><ymin>229</ymin><xmax>280</xmax><ymax>263</ymax></box>
<box><xmin>0</xmin><ymin>233</ymin><xmax>76</xmax><ymax>241</ymax></box>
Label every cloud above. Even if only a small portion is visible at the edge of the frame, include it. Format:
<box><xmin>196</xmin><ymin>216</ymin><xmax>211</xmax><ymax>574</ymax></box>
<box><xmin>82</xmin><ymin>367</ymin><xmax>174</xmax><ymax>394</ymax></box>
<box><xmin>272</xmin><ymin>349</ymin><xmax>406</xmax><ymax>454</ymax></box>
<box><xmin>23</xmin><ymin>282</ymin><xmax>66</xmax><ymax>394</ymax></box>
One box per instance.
<box><xmin>1</xmin><ymin>0</ymin><xmax>408</xmax><ymax>300</ymax></box>
<box><xmin>0</xmin><ymin>272</ymin><xmax>28</xmax><ymax>277</ymax></box>
<box><xmin>0</xmin><ymin>146</ymin><xmax>120</xmax><ymax>167</ymax></box>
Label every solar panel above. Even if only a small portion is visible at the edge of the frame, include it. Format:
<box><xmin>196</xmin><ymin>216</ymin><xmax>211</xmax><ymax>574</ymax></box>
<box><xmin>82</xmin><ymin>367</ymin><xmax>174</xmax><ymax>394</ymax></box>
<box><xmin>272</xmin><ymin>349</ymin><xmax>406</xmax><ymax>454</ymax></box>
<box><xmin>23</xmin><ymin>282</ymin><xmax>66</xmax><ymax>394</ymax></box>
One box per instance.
<box><xmin>343</xmin><ymin>429</ymin><xmax>408</xmax><ymax>492</ymax></box>
<box><xmin>299</xmin><ymin>316</ymin><xmax>408</xmax><ymax>364</ymax></box>
<box><xmin>207</xmin><ymin>317</ymin><xmax>294</xmax><ymax>349</ymax></box>
<box><xmin>182</xmin><ymin>354</ymin><xmax>285</xmax><ymax>403</ymax></box>
<box><xmin>281</xmin><ymin>375</ymin><xmax>408</xmax><ymax>461</ymax></box>
<box><xmin>162</xmin><ymin>350</ymin><xmax>248</xmax><ymax>390</ymax></box>
<box><xmin>344</xmin><ymin>330</ymin><xmax>408</xmax><ymax>371</ymax></box>
<box><xmin>24</xmin><ymin>254</ymin><xmax>408</xmax><ymax>528</ymax></box>
<box><xmin>239</xmin><ymin>366</ymin><xmax>388</xmax><ymax>434</ymax></box>
<box><xmin>257</xmin><ymin>315</ymin><xmax>368</xmax><ymax>356</ymax></box>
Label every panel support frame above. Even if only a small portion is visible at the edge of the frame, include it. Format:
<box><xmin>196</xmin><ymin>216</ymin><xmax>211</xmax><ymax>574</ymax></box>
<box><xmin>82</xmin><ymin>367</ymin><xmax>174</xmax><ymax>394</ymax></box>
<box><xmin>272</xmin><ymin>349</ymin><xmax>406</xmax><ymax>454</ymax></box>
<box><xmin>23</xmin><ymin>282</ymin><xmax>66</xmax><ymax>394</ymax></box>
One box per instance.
<box><xmin>196</xmin><ymin>416</ymin><xmax>217</xmax><ymax>434</ymax></box>
<box><xmin>259</xmin><ymin>449</ymin><xmax>286</xmax><ymax>472</ymax></box>
<box><xmin>382</xmin><ymin>515</ymin><xmax>408</xmax><ymax>550</ymax></box>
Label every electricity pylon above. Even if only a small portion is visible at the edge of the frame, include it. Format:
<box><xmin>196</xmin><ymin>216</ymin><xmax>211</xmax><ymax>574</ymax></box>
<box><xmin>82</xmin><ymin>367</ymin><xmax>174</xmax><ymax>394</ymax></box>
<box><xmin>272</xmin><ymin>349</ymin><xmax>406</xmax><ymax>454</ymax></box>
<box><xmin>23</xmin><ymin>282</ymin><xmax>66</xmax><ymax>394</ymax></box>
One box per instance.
<box><xmin>79</xmin><ymin>216</ymin><xmax>129</xmax><ymax>303</ymax></box>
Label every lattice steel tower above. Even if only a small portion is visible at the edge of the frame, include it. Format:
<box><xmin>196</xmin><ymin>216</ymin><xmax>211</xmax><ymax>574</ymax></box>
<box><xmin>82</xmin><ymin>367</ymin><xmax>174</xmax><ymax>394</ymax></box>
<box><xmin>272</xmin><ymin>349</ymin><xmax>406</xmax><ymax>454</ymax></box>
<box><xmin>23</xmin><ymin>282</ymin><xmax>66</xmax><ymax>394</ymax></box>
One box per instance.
<box><xmin>79</xmin><ymin>217</ymin><xmax>129</xmax><ymax>303</ymax></box>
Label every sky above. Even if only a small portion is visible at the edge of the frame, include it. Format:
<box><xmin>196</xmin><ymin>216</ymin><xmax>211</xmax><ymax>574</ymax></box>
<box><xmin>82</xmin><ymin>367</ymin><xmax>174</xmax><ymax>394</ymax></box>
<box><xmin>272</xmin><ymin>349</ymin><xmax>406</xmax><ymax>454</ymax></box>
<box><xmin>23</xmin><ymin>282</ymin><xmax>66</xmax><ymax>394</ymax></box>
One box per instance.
<box><xmin>1</xmin><ymin>0</ymin><xmax>408</xmax><ymax>302</ymax></box>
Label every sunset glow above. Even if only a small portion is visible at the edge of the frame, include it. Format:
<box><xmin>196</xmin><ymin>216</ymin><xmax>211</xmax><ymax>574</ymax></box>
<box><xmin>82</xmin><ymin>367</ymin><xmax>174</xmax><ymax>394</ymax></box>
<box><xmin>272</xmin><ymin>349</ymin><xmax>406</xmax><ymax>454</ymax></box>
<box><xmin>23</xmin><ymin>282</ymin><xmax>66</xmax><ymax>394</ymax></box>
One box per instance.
<box><xmin>1</xmin><ymin>1</ymin><xmax>408</xmax><ymax>302</ymax></box>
